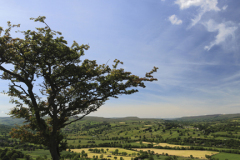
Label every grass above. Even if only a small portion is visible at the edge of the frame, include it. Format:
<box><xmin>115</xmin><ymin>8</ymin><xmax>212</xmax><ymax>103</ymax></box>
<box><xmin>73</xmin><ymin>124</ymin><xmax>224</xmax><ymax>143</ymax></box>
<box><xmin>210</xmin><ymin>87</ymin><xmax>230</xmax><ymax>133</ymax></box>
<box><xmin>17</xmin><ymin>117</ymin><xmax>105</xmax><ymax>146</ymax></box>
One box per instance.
<box><xmin>212</xmin><ymin>152</ymin><xmax>240</xmax><ymax>160</ymax></box>
<box><xmin>20</xmin><ymin>149</ymin><xmax>75</xmax><ymax>159</ymax></box>
<box><xmin>133</xmin><ymin>148</ymin><xmax>218</xmax><ymax>159</ymax></box>
<box><xmin>21</xmin><ymin>149</ymin><xmax>51</xmax><ymax>159</ymax></box>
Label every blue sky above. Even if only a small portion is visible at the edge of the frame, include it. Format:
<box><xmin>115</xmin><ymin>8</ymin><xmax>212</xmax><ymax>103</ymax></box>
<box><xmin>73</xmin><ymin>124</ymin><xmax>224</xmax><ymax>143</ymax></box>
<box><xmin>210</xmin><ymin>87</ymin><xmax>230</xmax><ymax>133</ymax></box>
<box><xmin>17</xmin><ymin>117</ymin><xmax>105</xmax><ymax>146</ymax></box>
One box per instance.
<box><xmin>0</xmin><ymin>0</ymin><xmax>240</xmax><ymax>118</ymax></box>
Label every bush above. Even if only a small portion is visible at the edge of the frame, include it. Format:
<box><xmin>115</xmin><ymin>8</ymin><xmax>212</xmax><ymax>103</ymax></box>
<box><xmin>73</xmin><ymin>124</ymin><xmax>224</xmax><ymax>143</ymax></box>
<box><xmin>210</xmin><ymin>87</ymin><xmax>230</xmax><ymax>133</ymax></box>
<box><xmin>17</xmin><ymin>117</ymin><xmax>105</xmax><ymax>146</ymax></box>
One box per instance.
<box><xmin>36</xmin><ymin>156</ymin><xmax>45</xmax><ymax>160</ymax></box>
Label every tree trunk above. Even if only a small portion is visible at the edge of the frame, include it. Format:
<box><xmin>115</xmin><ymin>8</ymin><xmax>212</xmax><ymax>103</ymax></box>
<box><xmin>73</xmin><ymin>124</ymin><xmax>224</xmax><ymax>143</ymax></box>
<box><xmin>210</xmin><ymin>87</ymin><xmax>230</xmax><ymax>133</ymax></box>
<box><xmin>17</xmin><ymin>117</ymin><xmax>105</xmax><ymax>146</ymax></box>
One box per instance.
<box><xmin>49</xmin><ymin>137</ymin><xmax>60</xmax><ymax>160</ymax></box>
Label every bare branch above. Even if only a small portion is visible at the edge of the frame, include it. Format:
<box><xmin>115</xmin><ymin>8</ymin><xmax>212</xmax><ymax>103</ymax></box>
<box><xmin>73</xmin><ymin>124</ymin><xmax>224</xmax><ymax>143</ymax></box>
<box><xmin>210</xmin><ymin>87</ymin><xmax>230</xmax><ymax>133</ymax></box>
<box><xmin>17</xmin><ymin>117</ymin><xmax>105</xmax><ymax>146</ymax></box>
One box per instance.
<box><xmin>61</xmin><ymin>110</ymin><xmax>92</xmax><ymax>128</ymax></box>
<box><xmin>11</xmin><ymin>81</ymin><xmax>29</xmax><ymax>96</ymax></box>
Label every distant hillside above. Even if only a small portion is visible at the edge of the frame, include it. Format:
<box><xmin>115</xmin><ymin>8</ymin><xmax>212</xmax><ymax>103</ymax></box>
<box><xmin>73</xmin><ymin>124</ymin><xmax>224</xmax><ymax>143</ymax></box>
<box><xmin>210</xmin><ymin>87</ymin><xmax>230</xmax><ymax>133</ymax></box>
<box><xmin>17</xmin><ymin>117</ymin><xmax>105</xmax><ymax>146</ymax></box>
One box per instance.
<box><xmin>177</xmin><ymin>113</ymin><xmax>240</xmax><ymax>122</ymax></box>
<box><xmin>0</xmin><ymin>116</ymin><xmax>49</xmax><ymax>126</ymax></box>
<box><xmin>0</xmin><ymin>123</ymin><xmax>13</xmax><ymax>130</ymax></box>
<box><xmin>0</xmin><ymin>117</ymin><xmax>26</xmax><ymax>126</ymax></box>
<box><xmin>79</xmin><ymin>116</ymin><xmax>162</xmax><ymax>122</ymax></box>
<box><xmin>0</xmin><ymin>116</ymin><xmax>164</xmax><ymax>126</ymax></box>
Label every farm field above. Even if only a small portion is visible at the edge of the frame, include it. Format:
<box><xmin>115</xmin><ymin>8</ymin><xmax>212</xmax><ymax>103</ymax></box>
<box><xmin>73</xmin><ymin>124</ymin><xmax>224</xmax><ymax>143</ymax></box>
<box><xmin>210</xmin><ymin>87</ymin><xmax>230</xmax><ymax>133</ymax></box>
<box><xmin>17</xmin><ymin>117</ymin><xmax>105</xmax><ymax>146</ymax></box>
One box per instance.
<box><xmin>70</xmin><ymin>148</ymin><xmax>196</xmax><ymax>160</ymax></box>
<box><xmin>21</xmin><ymin>149</ymin><xmax>52</xmax><ymax>159</ymax></box>
<box><xmin>136</xmin><ymin>141</ymin><xmax>190</xmax><ymax>148</ymax></box>
<box><xmin>71</xmin><ymin>148</ymin><xmax>138</xmax><ymax>160</ymax></box>
<box><xmin>211</xmin><ymin>152</ymin><xmax>240</xmax><ymax>160</ymax></box>
<box><xmin>155</xmin><ymin>143</ymin><xmax>190</xmax><ymax>148</ymax></box>
<box><xmin>133</xmin><ymin>148</ymin><xmax>218</xmax><ymax>159</ymax></box>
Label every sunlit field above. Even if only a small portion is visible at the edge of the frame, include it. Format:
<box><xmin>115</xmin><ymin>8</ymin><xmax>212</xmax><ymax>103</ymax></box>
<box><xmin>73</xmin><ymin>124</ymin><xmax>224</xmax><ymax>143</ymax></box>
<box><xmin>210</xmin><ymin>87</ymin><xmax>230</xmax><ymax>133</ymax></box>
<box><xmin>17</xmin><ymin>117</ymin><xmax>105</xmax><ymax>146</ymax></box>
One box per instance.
<box><xmin>155</xmin><ymin>143</ymin><xmax>190</xmax><ymax>148</ymax></box>
<box><xmin>136</xmin><ymin>141</ymin><xmax>190</xmax><ymax>148</ymax></box>
<box><xmin>133</xmin><ymin>148</ymin><xmax>218</xmax><ymax>159</ymax></box>
<box><xmin>71</xmin><ymin>147</ymin><xmax>138</xmax><ymax>160</ymax></box>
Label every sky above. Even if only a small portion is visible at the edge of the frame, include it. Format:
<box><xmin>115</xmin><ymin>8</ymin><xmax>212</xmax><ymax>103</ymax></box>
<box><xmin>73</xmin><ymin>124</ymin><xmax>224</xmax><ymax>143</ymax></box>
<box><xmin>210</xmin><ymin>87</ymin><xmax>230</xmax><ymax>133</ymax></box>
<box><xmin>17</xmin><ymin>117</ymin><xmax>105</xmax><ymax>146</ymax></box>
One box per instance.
<box><xmin>0</xmin><ymin>0</ymin><xmax>240</xmax><ymax>118</ymax></box>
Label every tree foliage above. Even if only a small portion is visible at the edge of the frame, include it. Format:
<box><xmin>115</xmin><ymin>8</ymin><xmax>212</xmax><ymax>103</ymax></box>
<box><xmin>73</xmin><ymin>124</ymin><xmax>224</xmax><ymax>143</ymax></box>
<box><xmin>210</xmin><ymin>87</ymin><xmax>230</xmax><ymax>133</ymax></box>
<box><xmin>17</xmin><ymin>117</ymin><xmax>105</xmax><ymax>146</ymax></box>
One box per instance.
<box><xmin>0</xmin><ymin>16</ymin><xmax>158</xmax><ymax>160</ymax></box>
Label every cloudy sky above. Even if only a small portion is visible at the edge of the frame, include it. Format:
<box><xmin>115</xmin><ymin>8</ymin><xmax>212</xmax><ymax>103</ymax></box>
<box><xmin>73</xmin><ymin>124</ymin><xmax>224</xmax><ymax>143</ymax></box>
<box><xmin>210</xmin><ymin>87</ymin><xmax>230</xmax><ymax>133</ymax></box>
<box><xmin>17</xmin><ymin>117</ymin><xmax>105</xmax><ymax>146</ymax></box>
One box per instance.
<box><xmin>0</xmin><ymin>0</ymin><xmax>240</xmax><ymax>118</ymax></box>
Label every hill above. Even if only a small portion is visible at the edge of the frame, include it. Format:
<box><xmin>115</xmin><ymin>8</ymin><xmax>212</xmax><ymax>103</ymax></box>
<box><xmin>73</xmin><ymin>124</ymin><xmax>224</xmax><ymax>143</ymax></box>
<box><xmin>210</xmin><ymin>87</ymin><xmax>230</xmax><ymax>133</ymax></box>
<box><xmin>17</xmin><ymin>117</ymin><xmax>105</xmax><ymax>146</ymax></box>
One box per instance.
<box><xmin>177</xmin><ymin>113</ymin><xmax>240</xmax><ymax>122</ymax></box>
<box><xmin>2</xmin><ymin>113</ymin><xmax>240</xmax><ymax>125</ymax></box>
<box><xmin>0</xmin><ymin>116</ymin><xmax>164</xmax><ymax>126</ymax></box>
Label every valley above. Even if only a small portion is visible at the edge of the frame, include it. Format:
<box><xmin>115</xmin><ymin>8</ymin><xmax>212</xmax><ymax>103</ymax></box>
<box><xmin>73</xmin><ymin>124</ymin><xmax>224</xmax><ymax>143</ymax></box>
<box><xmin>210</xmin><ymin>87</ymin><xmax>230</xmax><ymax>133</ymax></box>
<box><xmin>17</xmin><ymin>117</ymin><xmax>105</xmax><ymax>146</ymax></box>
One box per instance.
<box><xmin>1</xmin><ymin>114</ymin><xmax>240</xmax><ymax>159</ymax></box>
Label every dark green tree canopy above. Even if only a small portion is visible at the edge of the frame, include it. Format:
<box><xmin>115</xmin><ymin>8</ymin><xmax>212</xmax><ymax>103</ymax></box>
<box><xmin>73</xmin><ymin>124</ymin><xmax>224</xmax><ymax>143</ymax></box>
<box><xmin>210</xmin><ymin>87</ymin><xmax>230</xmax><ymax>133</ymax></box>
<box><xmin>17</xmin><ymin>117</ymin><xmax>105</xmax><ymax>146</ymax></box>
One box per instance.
<box><xmin>0</xmin><ymin>16</ymin><xmax>158</xmax><ymax>160</ymax></box>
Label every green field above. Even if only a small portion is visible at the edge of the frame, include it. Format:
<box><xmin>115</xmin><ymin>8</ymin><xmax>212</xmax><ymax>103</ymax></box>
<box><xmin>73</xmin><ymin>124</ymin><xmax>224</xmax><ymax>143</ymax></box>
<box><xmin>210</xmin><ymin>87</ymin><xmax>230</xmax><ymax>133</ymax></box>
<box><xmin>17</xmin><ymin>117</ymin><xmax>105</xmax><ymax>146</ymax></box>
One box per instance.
<box><xmin>212</xmin><ymin>152</ymin><xmax>240</xmax><ymax>160</ymax></box>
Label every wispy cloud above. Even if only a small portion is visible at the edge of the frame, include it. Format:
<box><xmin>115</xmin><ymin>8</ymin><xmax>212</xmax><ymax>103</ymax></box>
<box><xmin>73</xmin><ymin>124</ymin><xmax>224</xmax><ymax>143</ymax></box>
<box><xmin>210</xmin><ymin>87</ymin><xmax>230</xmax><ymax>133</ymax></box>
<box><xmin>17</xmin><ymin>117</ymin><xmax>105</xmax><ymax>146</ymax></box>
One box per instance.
<box><xmin>169</xmin><ymin>15</ymin><xmax>182</xmax><ymax>25</ymax></box>
<box><xmin>175</xmin><ymin>0</ymin><xmax>220</xmax><ymax>27</ymax></box>
<box><xmin>222</xmin><ymin>5</ymin><xmax>228</xmax><ymax>11</ymax></box>
<box><xmin>0</xmin><ymin>0</ymin><xmax>240</xmax><ymax>118</ymax></box>
<box><xmin>223</xmin><ymin>71</ymin><xmax>240</xmax><ymax>82</ymax></box>
<box><xmin>203</xmin><ymin>19</ymin><xmax>238</xmax><ymax>50</ymax></box>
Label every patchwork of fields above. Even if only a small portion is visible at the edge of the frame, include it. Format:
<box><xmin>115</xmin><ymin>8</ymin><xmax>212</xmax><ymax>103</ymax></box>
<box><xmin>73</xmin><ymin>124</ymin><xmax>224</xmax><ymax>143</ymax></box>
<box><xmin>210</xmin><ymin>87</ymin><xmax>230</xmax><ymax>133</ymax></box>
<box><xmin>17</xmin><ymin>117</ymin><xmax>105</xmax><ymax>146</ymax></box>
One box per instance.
<box><xmin>2</xmin><ymin>115</ymin><xmax>240</xmax><ymax>159</ymax></box>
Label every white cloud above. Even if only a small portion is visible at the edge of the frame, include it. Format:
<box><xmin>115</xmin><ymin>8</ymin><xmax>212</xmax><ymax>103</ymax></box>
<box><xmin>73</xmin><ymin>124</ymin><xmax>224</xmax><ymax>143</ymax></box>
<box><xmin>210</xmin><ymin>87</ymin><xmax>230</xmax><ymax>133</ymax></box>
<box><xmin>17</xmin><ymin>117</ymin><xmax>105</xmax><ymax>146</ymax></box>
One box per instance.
<box><xmin>169</xmin><ymin>14</ymin><xmax>183</xmax><ymax>25</ymax></box>
<box><xmin>222</xmin><ymin>5</ymin><xmax>228</xmax><ymax>10</ymax></box>
<box><xmin>175</xmin><ymin>0</ymin><xmax>220</xmax><ymax>10</ymax></box>
<box><xmin>175</xmin><ymin>0</ymin><xmax>220</xmax><ymax>27</ymax></box>
<box><xmin>203</xmin><ymin>19</ymin><xmax>238</xmax><ymax>50</ymax></box>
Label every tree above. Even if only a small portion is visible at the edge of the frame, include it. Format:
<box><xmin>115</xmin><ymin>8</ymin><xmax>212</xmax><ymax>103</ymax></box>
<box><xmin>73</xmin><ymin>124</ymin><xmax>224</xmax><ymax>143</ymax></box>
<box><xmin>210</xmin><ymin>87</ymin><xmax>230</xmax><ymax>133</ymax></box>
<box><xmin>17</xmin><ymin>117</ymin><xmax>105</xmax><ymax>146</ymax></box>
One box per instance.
<box><xmin>2</xmin><ymin>155</ymin><xmax>9</xmax><ymax>160</ymax></box>
<box><xmin>36</xmin><ymin>156</ymin><xmax>45</xmax><ymax>160</ymax></box>
<box><xmin>148</xmin><ymin>155</ymin><xmax>154</xmax><ymax>160</ymax></box>
<box><xmin>43</xmin><ymin>155</ymin><xmax>48</xmax><ymax>159</ymax></box>
<box><xmin>0</xmin><ymin>16</ymin><xmax>158</xmax><ymax>160</ymax></box>
<box><xmin>73</xmin><ymin>155</ymin><xmax>79</xmax><ymax>160</ymax></box>
<box><xmin>84</xmin><ymin>153</ymin><xmax>88</xmax><ymax>158</ymax></box>
<box><xmin>5</xmin><ymin>150</ymin><xmax>13</xmax><ymax>158</ymax></box>
<box><xmin>11</xmin><ymin>153</ymin><xmax>19</xmax><ymax>160</ymax></box>
<box><xmin>81</xmin><ymin>150</ymin><xmax>85</xmax><ymax>157</ymax></box>
<box><xmin>115</xmin><ymin>149</ymin><xmax>119</xmax><ymax>155</ymax></box>
<box><xmin>24</xmin><ymin>154</ymin><xmax>32</xmax><ymax>160</ymax></box>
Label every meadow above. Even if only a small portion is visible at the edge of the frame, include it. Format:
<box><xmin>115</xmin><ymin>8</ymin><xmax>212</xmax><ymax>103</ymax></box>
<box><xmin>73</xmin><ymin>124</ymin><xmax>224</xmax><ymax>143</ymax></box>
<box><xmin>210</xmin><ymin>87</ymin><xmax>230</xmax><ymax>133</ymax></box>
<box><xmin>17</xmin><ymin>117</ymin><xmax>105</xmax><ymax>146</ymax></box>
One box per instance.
<box><xmin>211</xmin><ymin>153</ymin><xmax>240</xmax><ymax>160</ymax></box>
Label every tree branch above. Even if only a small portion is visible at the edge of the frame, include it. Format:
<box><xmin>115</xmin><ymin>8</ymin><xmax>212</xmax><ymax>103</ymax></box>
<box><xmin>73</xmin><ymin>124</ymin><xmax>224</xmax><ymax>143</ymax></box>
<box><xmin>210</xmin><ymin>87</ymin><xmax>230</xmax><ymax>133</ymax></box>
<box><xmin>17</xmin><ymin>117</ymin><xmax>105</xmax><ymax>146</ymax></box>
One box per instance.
<box><xmin>11</xmin><ymin>81</ymin><xmax>29</xmax><ymax>96</ymax></box>
<box><xmin>61</xmin><ymin>110</ymin><xmax>92</xmax><ymax>128</ymax></box>
<box><xmin>0</xmin><ymin>66</ymin><xmax>25</xmax><ymax>82</ymax></box>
